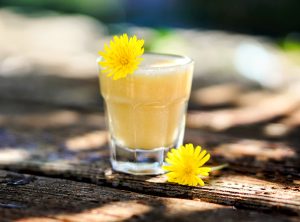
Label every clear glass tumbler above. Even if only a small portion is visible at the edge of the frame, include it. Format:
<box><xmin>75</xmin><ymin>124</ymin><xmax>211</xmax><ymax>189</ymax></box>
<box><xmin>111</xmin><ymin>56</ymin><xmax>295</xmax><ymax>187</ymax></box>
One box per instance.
<box><xmin>98</xmin><ymin>53</ymin><xmax>193</xmax><ymax>175</ymax></box>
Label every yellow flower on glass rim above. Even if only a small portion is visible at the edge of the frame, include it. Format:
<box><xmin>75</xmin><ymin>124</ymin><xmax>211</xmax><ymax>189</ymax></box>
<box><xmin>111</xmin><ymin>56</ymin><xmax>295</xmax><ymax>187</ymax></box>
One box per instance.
<box><xmin>98</xmin><ymin>33</ymin><xmax>144</xmax><ymax>80</ymax></box>
<box><xmin>162</xmin><ymin>144</ymin><xmax>211</xmax><ymax>186</ymax></box>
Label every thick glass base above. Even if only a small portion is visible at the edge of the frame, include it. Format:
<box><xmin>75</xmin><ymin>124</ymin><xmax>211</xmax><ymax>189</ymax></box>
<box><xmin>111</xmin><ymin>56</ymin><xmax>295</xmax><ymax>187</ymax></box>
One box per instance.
<box><xmin>110</xmin><ymin>139</ymin><xmax>170</xmax><ymax>175</ymax></box>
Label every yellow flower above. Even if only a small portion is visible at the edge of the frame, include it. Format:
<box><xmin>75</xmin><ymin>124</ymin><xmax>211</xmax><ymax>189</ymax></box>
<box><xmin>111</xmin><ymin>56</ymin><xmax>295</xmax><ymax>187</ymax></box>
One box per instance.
<box><xmin>98</xmin><ymin>33</ymin><xmax>144</xmax><ymax>80</ymax></box>
<box><xmin>162</xmin><ymin>144</ymin><xmax>211</xmax><ymax>186</ymax></box>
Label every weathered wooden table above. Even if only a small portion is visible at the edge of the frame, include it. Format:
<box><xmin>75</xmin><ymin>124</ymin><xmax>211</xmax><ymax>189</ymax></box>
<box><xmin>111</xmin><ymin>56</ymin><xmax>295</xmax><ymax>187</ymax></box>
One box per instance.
<box><xmin>0</xmin><ymin>83</ymin><xmax>300</xmax><ymax>222</ymax></box>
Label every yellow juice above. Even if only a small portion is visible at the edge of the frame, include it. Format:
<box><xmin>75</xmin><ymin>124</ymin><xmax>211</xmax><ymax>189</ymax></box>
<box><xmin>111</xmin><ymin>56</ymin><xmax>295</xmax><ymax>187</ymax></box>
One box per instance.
<box><xmin>99</xmin><ymin>54</ymin><xmax>193</xmax><ymax>149</ymax></box>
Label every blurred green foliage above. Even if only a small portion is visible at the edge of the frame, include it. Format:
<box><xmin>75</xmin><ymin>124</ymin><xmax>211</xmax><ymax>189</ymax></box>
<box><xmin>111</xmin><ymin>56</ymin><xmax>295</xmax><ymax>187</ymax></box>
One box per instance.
<box><xmin>282</xmin><ymin>40</ymin><xmax>300</xmax><ymax>52</ymax></box>
<box><xmin>279</xmin><ymin>34</ymin><xmax>300</xmax><ymax>64</ymax></box>
<box><xmin>0</xmin><ymin>0</ymin><xmax>123</xmax><ymax>21</ymax></box>
<box><xmin>0</xmin><ymin>0</ymin><xmax>299</xmax><ymax>37</ymax></box>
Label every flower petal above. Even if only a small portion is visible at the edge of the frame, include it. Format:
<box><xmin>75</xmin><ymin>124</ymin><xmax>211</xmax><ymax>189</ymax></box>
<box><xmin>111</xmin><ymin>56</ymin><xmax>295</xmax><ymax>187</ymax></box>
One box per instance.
<box><xmin>197</xmin><ymin>167</ymin><xmax>211</xmax><ymax>173</ymax></box>
<box><xmin>196</xmin><ymin>177</ymin><xmax>205</xmax><ymax>186</ymax></box>
<box><xmin>194</xmin><ymin>145</ymin><xmax>201</xmax><ymax>157</ymax></box>
<box><xmin>198</xmin><ymin>153</ymin><xmax>210</xmax><ymax>167</ymax></box>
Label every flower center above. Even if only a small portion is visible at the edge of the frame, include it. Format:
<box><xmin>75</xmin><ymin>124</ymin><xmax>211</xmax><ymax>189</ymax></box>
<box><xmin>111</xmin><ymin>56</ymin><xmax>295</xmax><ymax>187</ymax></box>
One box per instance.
<box><xmin>119</xmin><ymin>57</ymin><xmax>130</xmax><ymax>66</ymax></box>
<box><xmin>183</xmin><ymin>165</ymin><xmax>195</xmax><ymax>176</ymax></box>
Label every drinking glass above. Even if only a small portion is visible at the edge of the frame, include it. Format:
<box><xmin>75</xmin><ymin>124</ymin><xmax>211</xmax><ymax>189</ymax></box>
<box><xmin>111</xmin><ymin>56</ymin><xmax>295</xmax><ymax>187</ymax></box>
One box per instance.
<box><xmin>98</xmin><ymin>53</ymin><xmax>193</xmax><ymax>175</ymax></box>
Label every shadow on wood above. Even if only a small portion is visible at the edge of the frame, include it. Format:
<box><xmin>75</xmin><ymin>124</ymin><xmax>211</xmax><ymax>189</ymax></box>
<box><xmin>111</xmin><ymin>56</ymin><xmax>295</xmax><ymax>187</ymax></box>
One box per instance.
<box><xmin>0</xmin><ymin>170</ymin><xmax>296</xmax><ymax>222</ymax></box>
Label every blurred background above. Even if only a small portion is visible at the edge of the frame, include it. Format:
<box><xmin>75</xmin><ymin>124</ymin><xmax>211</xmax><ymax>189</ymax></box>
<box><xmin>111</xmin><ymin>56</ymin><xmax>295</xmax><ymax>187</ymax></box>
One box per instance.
<box><xmin>1</xmin><ymin>0</ymin><xmax>300</xmax><ymax>141</ymax></box>
<box><xmin>1</xmin><ymin>2</ymin><xmax>300</xmax><ymax>220</ymax></box>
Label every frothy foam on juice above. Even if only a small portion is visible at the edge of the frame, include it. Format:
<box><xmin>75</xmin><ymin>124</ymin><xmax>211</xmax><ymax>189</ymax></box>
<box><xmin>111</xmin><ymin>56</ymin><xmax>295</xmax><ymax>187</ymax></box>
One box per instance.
<box><xmin>135</xmin><ymin>54</ymin><xmax>192</xmax><ymax>75</ymax></box>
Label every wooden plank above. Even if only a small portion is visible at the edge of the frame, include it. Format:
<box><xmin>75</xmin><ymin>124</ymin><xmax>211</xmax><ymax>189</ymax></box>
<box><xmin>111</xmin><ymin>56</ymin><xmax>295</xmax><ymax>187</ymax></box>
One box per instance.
<box><xmin>0</xmin><ymin>136</ymin><xmax>299</xmax><ymax>214</ymax></box>
<box><xmin>0</xmin><ymin>104</ymin><xmax>299</xmax><ymax>215</ymax></box>
<box><xmin>1</xmin><ymin>170</ymin><xmax>296</xmax><ymax>222</ymax></box>
<box><xmin>2</xmin><ymin>160</ymin><xmax>299</xmax><ymax>216</ymax></box>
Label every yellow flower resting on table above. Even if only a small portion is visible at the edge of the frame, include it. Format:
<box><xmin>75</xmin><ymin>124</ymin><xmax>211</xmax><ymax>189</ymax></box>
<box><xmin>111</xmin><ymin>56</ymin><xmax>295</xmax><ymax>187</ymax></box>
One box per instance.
<box><xmin>99</xmin><ymin>33</ymin><xmax>144</xmax><ymax>80</ymax></box>
<box><xmin>163</xmin><ymin>144</ymin><xmax>212</xmax><ymax>186</ymax></box>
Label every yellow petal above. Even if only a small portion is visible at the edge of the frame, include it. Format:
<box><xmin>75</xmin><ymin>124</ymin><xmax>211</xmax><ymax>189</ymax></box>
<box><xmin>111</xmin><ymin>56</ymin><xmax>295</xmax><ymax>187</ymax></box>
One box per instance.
<box><xmin>196</xmin><ymin>177</ymin><xmax>205</xmax><ymax>186</ymax></box>
<box><xmin>198</xmin><ymin>167</ymin><xmax>211</xmax><ymax>173</ymax></box>
<box><xmin>194</xmin><ymin>145</ymin><xmax>201</xmax><ymax>157</ymax></box>
<box><xmin>199</xmin><ymin>172</ymin><xmax>209</xmax><ymax>176</ymax></box>
<box><xmin>198</xmin><ymin>153</ymin><xmax>210</xmax><ymax>167</ymax></box>
<box><xmin>198</xmin><ymin>150</ymin><xmax>207</xmax><ymax>160</ymax></box>
<box><xmin>162</xmin><ymin>165</ymin><xmax>174</xmax><ymax>171</ymax></box>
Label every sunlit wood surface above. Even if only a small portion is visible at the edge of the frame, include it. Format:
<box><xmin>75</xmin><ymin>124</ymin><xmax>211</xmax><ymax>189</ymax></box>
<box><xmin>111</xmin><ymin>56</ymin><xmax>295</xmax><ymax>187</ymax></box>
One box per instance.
<box><xmin>0</xmin><ymin>82</ymin><xmax>300</xmax><ymax>221</ymax></box>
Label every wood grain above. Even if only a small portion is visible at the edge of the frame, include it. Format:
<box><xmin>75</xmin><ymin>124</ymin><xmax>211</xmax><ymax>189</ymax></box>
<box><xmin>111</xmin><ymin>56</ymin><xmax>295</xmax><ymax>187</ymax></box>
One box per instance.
<box><xmin>0</xmin><ymin>170</ymin><xmax>296</xmax><ymax>222</ymax></box>
<box><xmin>2</xmin><ymin>160</ymin><xmax>299</xmax><ymax>215</ymax></box>
<box><xmin>0</xmin><ymin>103</ymin><xmax>299</xmax><ymax>217</ymax></box>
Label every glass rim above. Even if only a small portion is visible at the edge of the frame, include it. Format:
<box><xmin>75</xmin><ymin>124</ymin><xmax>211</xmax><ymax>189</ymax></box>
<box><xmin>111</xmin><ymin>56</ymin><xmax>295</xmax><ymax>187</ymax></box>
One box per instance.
<box><xmin>97</xmin><ymin>52</ymin><xmax>194</xmax><ymax>72</ymax></box>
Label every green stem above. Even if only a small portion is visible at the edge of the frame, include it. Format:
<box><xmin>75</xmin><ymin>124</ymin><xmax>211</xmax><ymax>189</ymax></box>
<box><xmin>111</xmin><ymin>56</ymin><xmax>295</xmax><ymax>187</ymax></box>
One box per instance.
<box><xmin>210</xmin><ymin>163</ymin><xmax>228</xmax><ymax>172</ymax></box>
